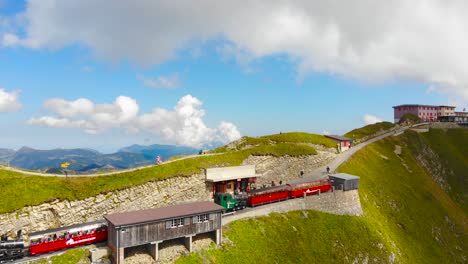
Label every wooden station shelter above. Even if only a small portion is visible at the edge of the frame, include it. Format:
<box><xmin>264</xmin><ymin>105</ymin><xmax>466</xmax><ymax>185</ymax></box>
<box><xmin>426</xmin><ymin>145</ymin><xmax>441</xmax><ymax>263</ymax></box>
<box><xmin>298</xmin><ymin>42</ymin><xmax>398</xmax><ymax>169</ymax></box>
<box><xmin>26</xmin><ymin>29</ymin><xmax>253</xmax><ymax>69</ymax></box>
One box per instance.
<box><xmin>104</xmin><ymin>201</ymin><xmax>224</xmax><ymax>263</ymax></box>
<box><xmin>205</xmin><ymin>165</ymin><xmax>262</xmax><ymax>195</ymax></box>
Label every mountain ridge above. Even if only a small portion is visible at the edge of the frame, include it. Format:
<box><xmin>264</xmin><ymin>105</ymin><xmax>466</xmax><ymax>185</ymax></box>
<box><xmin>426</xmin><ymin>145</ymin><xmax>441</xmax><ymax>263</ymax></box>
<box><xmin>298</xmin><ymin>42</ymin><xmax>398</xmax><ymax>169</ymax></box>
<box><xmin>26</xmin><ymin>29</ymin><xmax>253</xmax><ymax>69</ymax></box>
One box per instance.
<box><xmin>6</xmin><ymin>144</ymin><xmax>198</xmax><ymax>173</ymax></box>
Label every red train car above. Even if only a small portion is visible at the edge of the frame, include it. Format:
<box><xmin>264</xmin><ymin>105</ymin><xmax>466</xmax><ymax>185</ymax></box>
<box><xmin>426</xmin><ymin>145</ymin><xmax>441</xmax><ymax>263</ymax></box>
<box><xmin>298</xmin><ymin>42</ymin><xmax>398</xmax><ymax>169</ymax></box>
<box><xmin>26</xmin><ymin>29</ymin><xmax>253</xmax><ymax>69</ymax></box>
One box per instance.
<box><xmin>29</xmin><ymin>220</ymin><xmax>107</xmax><ymax>256</ymax></box>
<box><xmin>248</xmin><ymin>185</ymin><xmax>289</xmax><ymax>207</ymax></box>
<box><xmin>287</xmin><ymin>178</ymin><xmax>332</xmax><ymax>198</ymax></box>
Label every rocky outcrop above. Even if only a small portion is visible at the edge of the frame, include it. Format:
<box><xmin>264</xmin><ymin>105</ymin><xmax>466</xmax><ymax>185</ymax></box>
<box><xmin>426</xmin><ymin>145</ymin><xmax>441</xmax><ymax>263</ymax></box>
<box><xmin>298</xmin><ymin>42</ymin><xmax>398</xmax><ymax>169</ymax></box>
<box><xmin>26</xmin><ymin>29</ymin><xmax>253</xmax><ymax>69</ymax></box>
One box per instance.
<box><xmin>242</xmin><ymin>151</ymin><xmax>336</xmax><ymax>185</ymax></box>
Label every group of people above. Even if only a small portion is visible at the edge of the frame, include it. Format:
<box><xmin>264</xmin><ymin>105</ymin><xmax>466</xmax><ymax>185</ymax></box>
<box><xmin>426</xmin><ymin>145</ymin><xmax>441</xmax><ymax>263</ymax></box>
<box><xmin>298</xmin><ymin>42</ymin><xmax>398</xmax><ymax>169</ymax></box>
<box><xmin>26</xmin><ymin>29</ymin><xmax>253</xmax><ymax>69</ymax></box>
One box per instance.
<box><xmin>30</xmin><ymin>228</ymin><xmax>97</xmax><ymax>245</ymax></box>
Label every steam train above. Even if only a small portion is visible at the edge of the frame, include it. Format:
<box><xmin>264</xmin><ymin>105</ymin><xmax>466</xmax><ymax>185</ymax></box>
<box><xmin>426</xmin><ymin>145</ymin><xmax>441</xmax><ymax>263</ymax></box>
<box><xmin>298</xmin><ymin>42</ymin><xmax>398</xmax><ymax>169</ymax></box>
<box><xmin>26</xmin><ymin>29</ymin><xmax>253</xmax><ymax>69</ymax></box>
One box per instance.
<box><xmin>0</xmin><ymin>221</ymin><xmax>107</xmax><ymax>263</ymax></box>
<box><xmin>214</xmin><ymin>177</ymin><xmax>332</xmax><ymax>211</ymax></box>
<box><xmin>1</xmin><ymin>177</ymin><xmax>331</xmax><ymax>262</ymax></box>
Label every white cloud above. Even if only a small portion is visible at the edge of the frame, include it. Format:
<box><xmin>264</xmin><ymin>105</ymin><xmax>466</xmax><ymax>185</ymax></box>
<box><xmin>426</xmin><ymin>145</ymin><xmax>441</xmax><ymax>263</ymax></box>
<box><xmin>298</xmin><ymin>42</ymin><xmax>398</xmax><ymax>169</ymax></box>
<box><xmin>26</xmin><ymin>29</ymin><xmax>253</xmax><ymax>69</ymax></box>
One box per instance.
<box><xmin>28</xmin><ymin>94</ymin><xmax>241</xmax><ymax>148</ymax></box>
<box><xmin>2</xmin><ymin>33</ymin><xmax>19</xmax><ymax>46</ymax></box>
<box><xmin>44</xmin><ymin>98</ymin><xmax>94</xmax><ymax>118</ymax></box>
<box><xmin>3</xmin><ymin>1</ymin><xmax>468</xmax><ymax>101</ymax></box>
<box><xmin>137</xmin><ymin>73</ymin><xmax>180</xmax><ymax>89</ymax></box>
<box><xmin>363</xmin><ymin>114</ymin><xmax>383</xmax><ymax>125</ymax></box>
<box><xmin>322</xmin><ymin>130</ymin><xmax>330</xmax><ymax>136</ymax></box>
<box><xmin>0</xmin><ymin>88</ymin><xmax>21</xmax><ymax>112</ymax></box>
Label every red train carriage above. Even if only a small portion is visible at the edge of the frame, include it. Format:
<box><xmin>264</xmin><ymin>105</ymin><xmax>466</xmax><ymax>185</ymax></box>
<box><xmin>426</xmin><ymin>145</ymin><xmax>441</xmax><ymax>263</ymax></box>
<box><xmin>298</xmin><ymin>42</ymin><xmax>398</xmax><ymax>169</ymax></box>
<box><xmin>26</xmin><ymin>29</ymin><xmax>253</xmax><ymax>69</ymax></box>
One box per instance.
<box><xmin>287</xmin><ymin>178</ymin><xmax>332</xmax><ymax>198</ymax></box>
<box><xmin>248</xmin><ymin>185</ymin><xmax>289</xmax><ymax>207</ymax></box>
<box><xmin>29</xmin><ymin>220</ymin><xmax>107</xmax><ymax>256</ymax></box>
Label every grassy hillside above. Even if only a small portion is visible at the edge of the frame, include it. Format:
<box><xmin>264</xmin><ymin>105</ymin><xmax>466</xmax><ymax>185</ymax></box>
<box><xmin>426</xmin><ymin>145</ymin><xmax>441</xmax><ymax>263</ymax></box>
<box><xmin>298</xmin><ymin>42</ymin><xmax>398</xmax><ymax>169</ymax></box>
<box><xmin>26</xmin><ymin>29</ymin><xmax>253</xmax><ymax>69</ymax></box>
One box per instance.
<box><xmin>179</xmin><ymin>211</ymin><xmax>390</xmax><ymax>264</ymax></box>
<box><xmin>339</xmin><ymin>129</ymin><xmax>466</xmax><ymax>263</ymax></box>
<box><xmin>212</xmin><ymin>132</ymin><xmax>336</xmax><ymax>153</ymax></box>
<box><xmin>344</xmin><ymin>121</ymin><xmax>395</xmax><ymax>140</ymax></box>
<box><xmin>178</xmin><ymin>128</ymin><xmax>467</xmax><ymax>263</ymax></box>
<box><xmin>398</xmin><ymin>113</ymin><xmax>421</xmax><ymax>124</ymax></box>
<box><xmin>0</xmin><ymin>143</ymin><xmax>317</xmax><ymax>214</ymax></box>
<box><xmin>403</xmin><ymin>128</ymin><xmax>467</xmax><ymax>211</ymax></box>
<box><xmin>31</xmin><ymin>248</ymin><xmax>90</xmax><ymax>263</ymax></box>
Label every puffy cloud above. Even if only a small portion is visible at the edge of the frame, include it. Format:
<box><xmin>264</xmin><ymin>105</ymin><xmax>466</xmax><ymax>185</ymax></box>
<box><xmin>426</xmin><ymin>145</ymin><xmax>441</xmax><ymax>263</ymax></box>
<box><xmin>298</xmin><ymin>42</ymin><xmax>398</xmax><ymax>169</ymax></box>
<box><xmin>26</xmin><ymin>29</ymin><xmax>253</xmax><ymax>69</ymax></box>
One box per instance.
<box><xmin>0</xmin><ymin>88</ymin><xmax>21</xmax><ymax>112</ymax></box>
<box><xmin>3</xmin><ymin>1</ymin><xmax>468</xmax><ymax>101</ymax></box>
<box><xmin>137</xmin><ymin>73</ymin><xmax>180</xmax><ymax>89</ymax></box>
<box><xmin>2</xmin><ymin>33</ymin><xmax>19</xmax><ymax>46</ymax></box>
<box><xmin>28</xmin><ymin>94</ymin><xmax>241</xmax><ymax>148</ymax></box>
<box><xmin>216</xmin><ymin>121</ymin><xmax>242</xmax><ymax>144</ymax></box>
<box><xmin>363</xmin><ymin>114</ymin><xmax>383</xmax><ymax>125</ymax></box>
<box><xmin>138</xmin><ymin>95</ymin><xmax>241</xmax><ymax>147</ymax></box>
<box><xmin>44</xmin><ymin>98</ymin><xmax>94</xmax><ymax>118</ymax></box>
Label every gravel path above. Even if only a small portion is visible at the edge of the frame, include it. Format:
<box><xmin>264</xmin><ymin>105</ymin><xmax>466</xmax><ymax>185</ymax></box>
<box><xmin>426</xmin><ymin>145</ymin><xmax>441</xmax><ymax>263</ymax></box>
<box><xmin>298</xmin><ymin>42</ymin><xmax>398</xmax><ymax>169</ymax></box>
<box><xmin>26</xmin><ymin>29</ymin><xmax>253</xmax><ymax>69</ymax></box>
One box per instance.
<box><xmin>305</xmin><ymin>123</ymin><xmax>424</xmax><ymax>180</ymax></box>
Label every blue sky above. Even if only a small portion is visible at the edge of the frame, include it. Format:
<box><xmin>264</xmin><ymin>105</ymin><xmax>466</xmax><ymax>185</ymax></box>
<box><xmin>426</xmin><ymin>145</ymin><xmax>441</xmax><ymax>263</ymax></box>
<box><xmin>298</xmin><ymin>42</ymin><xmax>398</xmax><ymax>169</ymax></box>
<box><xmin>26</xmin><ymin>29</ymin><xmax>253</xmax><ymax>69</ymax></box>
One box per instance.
<box><xmin>0</xmin><ymin>1</ymin><xmax>466</xmax><ymax>152</ymax></box>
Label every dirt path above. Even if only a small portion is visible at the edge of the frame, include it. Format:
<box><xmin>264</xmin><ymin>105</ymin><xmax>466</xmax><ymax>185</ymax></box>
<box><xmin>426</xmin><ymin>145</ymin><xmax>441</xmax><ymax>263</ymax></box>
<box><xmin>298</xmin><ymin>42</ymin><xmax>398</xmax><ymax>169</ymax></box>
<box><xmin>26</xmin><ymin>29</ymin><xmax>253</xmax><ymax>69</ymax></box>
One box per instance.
<box><xmin>306</xmin><ymin>123</ymin><xmax>424</xmax><ymax>179</ymax></box>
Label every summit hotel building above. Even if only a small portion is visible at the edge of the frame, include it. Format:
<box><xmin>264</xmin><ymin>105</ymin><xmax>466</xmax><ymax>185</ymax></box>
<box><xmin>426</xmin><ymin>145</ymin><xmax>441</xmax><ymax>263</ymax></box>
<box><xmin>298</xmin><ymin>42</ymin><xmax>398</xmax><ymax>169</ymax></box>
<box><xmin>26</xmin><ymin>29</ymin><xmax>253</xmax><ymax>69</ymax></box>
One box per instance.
<box><xmin>392</xmin><ymin>104</ymin><xmax>467</xmax><ymax>123</ymax></box>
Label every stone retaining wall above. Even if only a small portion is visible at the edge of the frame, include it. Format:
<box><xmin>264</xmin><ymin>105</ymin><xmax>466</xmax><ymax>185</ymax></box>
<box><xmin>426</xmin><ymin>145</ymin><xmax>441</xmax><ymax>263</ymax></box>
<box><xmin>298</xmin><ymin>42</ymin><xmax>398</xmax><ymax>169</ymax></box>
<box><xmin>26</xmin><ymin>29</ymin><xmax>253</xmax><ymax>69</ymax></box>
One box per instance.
<box><xmin>223</xmin><ymin>189</ymin><xmax>363</xmax><ymax>225</ymax></box>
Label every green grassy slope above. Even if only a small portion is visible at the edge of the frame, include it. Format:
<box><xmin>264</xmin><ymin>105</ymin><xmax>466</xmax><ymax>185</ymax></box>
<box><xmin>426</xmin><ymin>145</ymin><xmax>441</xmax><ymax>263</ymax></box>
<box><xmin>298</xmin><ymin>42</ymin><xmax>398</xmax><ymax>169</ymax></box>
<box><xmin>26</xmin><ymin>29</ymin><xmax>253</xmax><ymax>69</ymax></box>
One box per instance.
<box><xmin>179</xmin><ymin>211</ymin><xmax>390</xmax><ymax>264</ymax></box>
<box><xmin>212</xmin><ymin>132</ymin><xmax>336</xmax><ymax>153</ymax></box>
<box><xmin>0</xmin><ymin>144</ymin><xmax>317</xmax><ymax>214</ymax></box>
<box><xmin>403</xmin><ymin>128</ymin><xmax>467</xmax><ymax>211</ymax></box>
<box><xmin>344</xmin><ymin>121</ymin><xmax>395</xmax><ymax>140</ymax></box>
<box><xmin>30</xmin><ymin>248</ymin><xmax>90</xmax><ymax>264</ymax></box>
<box><xmin>339</xmin><ymin>129</ymin><xmax>466</xmax><ymax>263</ymax></box>
<box><xmin>178</xmin><ymin>128</ymin><xmax>467</xmax><ymax>264</ymax></box>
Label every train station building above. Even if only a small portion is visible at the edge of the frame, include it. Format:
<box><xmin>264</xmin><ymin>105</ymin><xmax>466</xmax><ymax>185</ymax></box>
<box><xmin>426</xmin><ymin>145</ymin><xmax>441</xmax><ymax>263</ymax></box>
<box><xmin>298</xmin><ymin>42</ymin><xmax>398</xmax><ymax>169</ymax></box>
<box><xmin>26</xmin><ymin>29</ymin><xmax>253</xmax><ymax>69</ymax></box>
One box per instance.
<box><xmin>325</xmin><ymin>135</ymin><xmax>353</xmax><ymax>152</ymax></box>
<box><xmin>205</xmin><ymin>165</ymin><xmax>262</xmax><ymax>195</ymax></box>
<box><xmin>104</xmin><ymin>201</ymin><xmax>224</xmax><ymax>264</ymax></box>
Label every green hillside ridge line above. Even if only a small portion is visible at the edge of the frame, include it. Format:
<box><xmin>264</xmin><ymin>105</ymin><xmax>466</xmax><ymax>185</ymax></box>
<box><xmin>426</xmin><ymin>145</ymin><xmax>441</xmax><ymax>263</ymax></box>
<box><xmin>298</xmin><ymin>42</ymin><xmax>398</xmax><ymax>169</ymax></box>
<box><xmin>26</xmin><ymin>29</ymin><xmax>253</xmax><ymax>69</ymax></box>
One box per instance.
<box><xmin>0</xmin><ymin>143</ymin><xmax>317</xmax><ymax>214</ymax></box>
<box><xmin>212</xmin><ymin>132</ymin><xmax>336</xmax><ymax>153</ymax></box>
<box><xmin>344</xmin><ymin>121</ymin><xmax>395</xmax><ymax>140</ymax></box>
<box><xmin>177</xmin><ymin>128</ymin><xmax>467</xmax><ymax>264</ymax></box>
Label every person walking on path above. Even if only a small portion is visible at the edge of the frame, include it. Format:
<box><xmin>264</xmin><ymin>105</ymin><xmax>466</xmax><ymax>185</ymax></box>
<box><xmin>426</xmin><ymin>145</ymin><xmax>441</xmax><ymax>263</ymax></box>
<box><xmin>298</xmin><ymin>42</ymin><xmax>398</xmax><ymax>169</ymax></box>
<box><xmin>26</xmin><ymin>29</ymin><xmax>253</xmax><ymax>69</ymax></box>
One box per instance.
<box><xmin>326</xmin><ymin>166</ymin><xmax>330</xmax><ymax>174</ymax></box>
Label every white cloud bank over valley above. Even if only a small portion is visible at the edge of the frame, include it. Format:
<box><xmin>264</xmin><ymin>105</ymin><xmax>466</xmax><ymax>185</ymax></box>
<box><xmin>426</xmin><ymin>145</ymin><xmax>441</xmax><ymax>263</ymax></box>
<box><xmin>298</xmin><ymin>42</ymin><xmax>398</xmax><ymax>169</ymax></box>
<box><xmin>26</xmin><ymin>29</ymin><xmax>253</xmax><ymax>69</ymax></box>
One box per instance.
<box><xmin>28</xmin><ymin>95</ymin><xmax>241</xmax><ymax>148</ymax></box>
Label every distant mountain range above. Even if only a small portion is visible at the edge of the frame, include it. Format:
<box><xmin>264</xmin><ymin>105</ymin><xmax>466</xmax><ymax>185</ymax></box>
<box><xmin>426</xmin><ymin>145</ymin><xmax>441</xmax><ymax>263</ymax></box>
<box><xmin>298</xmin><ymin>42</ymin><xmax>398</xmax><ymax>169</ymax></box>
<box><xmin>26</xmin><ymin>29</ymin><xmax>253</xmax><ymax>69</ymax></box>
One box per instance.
<box><xmin>3</xmin><ymin>144</ymin><xmax>199</xmax><ymax>174</ymax></box>
<box><xmin>0</xmin><ymin>148</ymin><xmax>15</xmax><ymax>164</ymax></box>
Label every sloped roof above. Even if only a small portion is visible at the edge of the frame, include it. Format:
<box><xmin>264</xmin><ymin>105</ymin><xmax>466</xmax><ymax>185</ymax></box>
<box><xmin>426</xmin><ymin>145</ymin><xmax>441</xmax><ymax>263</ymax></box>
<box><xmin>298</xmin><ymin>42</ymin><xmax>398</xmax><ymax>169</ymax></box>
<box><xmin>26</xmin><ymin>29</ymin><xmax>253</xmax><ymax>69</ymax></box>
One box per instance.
<box><xmin>329</xmin><ymin>173</ymin><xmax>360</xmax><ymax>180</ymax></box>
<box><xmin>325</xmin><ymin>135</ymin><xmax>352</xmax><ymax>142</ymax></box>
<box><xmin>104</xmin><ymin>201</ymin><xmax>224</xmax><ymax>227</ymax></box>
<box><xmin>205</xmin><ymin>165</ymin><xmax>261</xmax><ymax>182</ymax></box>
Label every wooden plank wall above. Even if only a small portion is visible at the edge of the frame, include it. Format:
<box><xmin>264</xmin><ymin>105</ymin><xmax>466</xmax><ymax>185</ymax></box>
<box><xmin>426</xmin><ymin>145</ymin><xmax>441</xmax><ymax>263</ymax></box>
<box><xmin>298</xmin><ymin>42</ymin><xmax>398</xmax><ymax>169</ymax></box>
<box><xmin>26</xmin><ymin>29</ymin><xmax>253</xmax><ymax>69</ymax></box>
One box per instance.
<box><xmin>117</xmin><ymin>212</ymin><xmax>222</xmax><ymax>248</ymax></box>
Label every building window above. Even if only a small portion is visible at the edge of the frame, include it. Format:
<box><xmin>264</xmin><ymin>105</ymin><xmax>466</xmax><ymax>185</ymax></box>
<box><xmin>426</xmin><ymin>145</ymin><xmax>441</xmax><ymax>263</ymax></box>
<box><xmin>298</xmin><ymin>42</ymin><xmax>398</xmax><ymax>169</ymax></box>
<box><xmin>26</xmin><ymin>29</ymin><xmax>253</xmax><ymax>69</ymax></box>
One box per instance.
<box><xmin>197</xmin><ymin>214</ymin><xmax>209</xmax><ymax>223</ymax></box>
<box><xmin>171</xmin><ymin>218</ymin><xmax>184</xmax><ymax>228</ymax></box>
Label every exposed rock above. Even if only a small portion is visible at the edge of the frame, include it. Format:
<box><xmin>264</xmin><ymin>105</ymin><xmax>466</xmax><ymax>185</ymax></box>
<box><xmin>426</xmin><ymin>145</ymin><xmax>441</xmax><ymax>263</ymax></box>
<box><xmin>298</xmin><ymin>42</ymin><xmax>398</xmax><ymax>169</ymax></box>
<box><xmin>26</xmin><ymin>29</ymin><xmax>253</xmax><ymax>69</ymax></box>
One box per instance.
<box><xmin>394</xmin><ymin>145</ymin><xmax>402</xmax><ymax>155</ymax></box>
<box><xmin>242</xmin><ymin>151</ymin><xmax>336</xmax><ymax>185</ymax></box>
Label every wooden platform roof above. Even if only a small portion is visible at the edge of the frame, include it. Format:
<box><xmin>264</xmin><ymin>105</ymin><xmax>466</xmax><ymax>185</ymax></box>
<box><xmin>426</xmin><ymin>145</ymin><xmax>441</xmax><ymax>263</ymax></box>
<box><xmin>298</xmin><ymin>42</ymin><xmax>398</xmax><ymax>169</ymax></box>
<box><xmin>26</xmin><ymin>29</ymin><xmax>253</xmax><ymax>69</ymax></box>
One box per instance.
<box><xmin>104</xmin><ymin>201</ymin><xmax>224</xmax><ymax>227</ymax></box>
<box><xmin>205</xmin><ymin>165</ymin><xmax>261</xmax><ymax>182</ymax></box>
